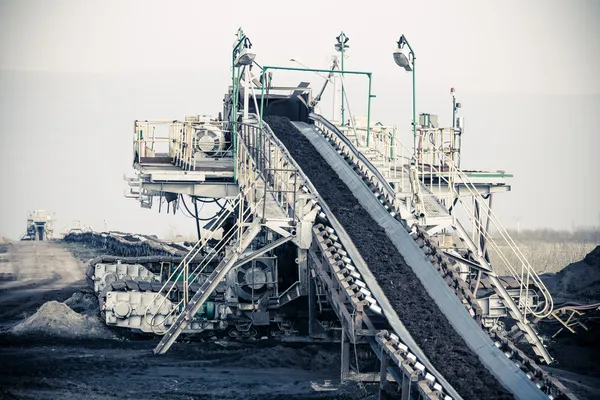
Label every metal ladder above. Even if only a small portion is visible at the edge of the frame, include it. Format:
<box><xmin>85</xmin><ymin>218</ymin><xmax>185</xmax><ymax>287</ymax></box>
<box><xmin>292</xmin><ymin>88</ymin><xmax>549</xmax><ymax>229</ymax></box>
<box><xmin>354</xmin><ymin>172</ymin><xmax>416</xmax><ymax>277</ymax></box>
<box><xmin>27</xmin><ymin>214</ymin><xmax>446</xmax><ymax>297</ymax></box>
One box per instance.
<box><xmin>154</xmin><ymin>218</ymin><xmax>262</xmax><ymax>354</ymax></box>
<box><xmin>399</xmin><ymin>141</ymin><xmax>554</xmax><ymax>363</ymax></box>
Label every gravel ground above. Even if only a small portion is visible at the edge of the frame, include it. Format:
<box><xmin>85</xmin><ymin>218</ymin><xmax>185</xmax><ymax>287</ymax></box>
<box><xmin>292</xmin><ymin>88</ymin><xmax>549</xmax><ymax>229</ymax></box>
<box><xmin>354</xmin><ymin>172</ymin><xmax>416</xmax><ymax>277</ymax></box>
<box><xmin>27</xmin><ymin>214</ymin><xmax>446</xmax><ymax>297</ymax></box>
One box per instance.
<box><xmin>265</xmin><ymin>116</ymin><xmax>513</xmax><ymax>400</ymax></box>
<box><xmin>0</xmin><ymin>240</ymin><xmax>367</xmax><ymax>400</ymax></box>
<box><xmin>0</xmin><ymin>335</ymin><xmax>356</xmax><ymax>400</ymax></box>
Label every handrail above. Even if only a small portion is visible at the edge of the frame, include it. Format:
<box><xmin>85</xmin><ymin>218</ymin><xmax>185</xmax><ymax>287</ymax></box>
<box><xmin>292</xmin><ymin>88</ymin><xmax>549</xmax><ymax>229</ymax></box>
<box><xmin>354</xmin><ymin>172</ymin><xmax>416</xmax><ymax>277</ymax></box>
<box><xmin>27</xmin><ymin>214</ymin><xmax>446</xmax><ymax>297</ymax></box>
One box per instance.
<box><xmin>414</xmin><ymin>142</ymin><xmax>554</xmax><ymax>319</ymax></box>
<box><xmin>143</xmin><ymin>189</ymin><xmax>252</xmax><ymax>325</ymax></box>
<box><xmin>237</xmin><ymin>121</ymin><xmax>303</xmax><ymax>223</ymax></box>
<box><xmin>310</xmin><ymin>113</ymin><xmax>397</xmax><ymax>199</ymax></box>
<box><xmin>145</xmin><ymin>200</ymin><xmax>258</xmax><ymax>332</ymax></box>
<box><xmin>320</xmin><ymin>114</ymin><xmax>553</xmax><ymax>319</ymax></box>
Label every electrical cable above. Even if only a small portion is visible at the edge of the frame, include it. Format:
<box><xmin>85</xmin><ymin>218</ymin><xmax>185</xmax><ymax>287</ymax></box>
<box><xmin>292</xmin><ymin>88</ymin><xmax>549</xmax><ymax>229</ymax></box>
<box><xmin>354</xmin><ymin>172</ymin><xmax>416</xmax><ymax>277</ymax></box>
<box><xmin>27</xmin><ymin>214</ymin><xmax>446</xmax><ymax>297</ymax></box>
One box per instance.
<box><xmin>180</xmin><ymin>195</ymin><xmax>221</xmax><ymax>221</ymax></box>
<box><xmin>193</xmin><ymin>196</ymin><xmax>227</xmax><ymax>211</ymax></box>
<box><xmin>176</xmin><ymin>195</ymin><xmax>198</xmax><ymax>220</ymax></box>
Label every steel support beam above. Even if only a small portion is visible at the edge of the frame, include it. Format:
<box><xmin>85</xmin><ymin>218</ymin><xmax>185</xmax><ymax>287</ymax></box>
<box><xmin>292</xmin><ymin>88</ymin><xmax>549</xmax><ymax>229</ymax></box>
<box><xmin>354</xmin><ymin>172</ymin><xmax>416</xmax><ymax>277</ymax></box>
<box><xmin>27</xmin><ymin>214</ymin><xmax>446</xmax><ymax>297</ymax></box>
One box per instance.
<box><xmin>142</xmin><ymin>182</ymin><xmax>239</xmax><ymax>198</ymax></box>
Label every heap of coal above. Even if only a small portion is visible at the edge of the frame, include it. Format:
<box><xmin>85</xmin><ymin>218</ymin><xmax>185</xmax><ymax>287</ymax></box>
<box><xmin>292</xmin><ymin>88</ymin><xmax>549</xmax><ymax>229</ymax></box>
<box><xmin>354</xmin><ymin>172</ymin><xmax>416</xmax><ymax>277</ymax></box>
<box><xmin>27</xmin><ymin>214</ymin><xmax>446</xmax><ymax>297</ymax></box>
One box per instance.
<box><xmin>542</xmin><ymin>245</ymin><xmax>600</xmax><ymax>303</ymax></box>
<box><xmin>265</xmin><ymin>116</ymin><xmax>512</xmax><ymax>400</ymax></box>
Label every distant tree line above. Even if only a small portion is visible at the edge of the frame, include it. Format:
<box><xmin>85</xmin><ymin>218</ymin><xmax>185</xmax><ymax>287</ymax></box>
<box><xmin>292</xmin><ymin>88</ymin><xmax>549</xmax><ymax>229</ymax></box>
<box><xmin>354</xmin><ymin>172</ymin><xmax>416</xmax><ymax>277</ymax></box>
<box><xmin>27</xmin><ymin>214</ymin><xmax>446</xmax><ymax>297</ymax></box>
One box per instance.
<box><xmin>486</xmin><ymin>228</ymin><xmax>599</xmax><ymax>275</ymax></box>
<box><xmin>503</xmin><ymin>227</ymin><xmax>600</xmax><ymax>244</ymax></box>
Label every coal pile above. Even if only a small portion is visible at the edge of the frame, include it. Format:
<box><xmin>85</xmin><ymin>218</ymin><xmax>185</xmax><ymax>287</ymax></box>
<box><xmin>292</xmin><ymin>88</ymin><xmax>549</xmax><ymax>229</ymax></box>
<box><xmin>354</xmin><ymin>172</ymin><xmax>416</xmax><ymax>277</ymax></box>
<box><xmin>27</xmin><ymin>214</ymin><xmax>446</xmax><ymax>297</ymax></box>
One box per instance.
<box><xmin>10</xmin><ymin>300</ymin><xmax>114</xmax><ymax>339</ymax></box>
<box><xmin>542</xmin><ymin>245</ymin><xmax>600</xmax><ymax>303</ymax></box>
<box><xmin>209</xmin><ymin>344</ymin><xmax>340</xmax><ymax>370</ymax></box>
<box><xmin>265</xmin><ymin>116</ymin><xmax>512</xmax><ymax>400</ymax></box>
<box><xmin>64</xmin><ymin>291</ymin><xmax>99</xmax><ymax>316</ymax></box>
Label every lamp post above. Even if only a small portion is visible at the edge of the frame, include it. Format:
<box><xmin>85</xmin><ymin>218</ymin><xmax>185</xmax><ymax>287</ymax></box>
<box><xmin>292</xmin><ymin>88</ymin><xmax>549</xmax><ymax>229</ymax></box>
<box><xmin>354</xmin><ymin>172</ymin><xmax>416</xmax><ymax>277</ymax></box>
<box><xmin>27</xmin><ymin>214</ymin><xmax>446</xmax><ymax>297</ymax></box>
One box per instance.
<box><xmin>231</xmin><ymin>28</ymin><xmax>256</xmax><ymax>181</ymax></box>
<box><xmin>393</xmin><ymin>34</ymin><xmax>416</xmax><ymax>162</ymax></box>
<box><xmin>451</xmin><ymin>87</ymin><xmax>462</xmax><ymax>128</ymax></box>
<box><xmin>335</xmin><ymin>32</ymin><xmax>349</xmax><ymax>126</ymax></box>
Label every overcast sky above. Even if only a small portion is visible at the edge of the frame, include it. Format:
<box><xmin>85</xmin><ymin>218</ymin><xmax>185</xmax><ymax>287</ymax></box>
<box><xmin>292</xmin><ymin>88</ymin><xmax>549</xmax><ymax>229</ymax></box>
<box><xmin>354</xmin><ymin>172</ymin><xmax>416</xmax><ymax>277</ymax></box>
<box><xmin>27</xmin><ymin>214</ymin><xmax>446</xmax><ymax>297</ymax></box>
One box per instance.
<box><xmin>1</xmin><ymin>0</ymin><xmax>599</xmax><ymax>240</ymax></box>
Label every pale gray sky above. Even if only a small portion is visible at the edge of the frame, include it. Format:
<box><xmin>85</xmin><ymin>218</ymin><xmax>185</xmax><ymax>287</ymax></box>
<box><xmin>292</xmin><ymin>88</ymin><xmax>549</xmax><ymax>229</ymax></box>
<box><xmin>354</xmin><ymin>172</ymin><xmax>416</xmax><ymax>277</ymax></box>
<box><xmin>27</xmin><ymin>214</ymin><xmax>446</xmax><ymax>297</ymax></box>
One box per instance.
<box><xmin>1</xmin><ymin>0</ymin><xmax>599</xmax><ymax>240</ymax></box>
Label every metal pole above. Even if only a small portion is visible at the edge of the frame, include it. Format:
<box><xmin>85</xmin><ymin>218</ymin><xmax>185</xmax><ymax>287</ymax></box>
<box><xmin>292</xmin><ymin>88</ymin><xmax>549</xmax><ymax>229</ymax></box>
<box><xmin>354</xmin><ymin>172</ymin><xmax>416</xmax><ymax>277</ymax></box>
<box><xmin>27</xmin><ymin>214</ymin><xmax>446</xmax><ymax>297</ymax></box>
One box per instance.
<box><xmin>332</xmin><ymin>61</ymin><xmax>337</xmax><ymax>121</ymax></box>
<box><xmin>400</xmin><ymin>35</ymin><xmax>416</xmax><ymax>163</ymax></box>
<box><xmin>452</xmin><ymin>92</ymin><xmax>456</xmax><ymax>128</ymax></box>
<box><xmin>412</xmin><ymin>55</ymin><xmax>416</xmax><ymax>162</ymax></box>
<box><xmin>232</xmin><ymin>57</ymin><xmax>237</xmax><ymax>180</ymax></box>
<box><xmin>232</xmin><ymin>29</ymin><xmax>246</xmax><ymax>182</ymax></box>
<box><xmin>340</xmin><ymin>32</ymin><xmax>346</xmax><ymax>126</ymax></box>
<box><xmin>367</xmin><ymin>73</ymin><xmax>372</xmax><ymax>146</ymax></box>
<box><xmin>259</xmin><ymin>78</ymin><xmax>265</xmax><ymax>155</ymax></box>
<box><xmin>243</xmin><ymin>66</ymin><xmax>249</xmax><ymax>121</ymax></box>
<box><xmin>193</xmin><ymin>196</ymin><xmax>201</xmax><ymax>241</ymax></box>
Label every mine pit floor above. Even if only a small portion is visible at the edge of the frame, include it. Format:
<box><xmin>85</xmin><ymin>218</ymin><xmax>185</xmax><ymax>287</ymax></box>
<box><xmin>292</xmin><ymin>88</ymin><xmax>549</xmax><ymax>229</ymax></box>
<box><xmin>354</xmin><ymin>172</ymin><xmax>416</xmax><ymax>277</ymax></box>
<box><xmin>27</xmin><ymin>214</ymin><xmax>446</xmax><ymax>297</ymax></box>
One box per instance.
<box><xmin>0</xmin><ymin>241</ymin><xmax>355</xmax><ymax>400</ymax></box>
<box><xmin>0</xmin><ymin>232</ymin><xmax>598</xmax><ymax>399</ymax></box>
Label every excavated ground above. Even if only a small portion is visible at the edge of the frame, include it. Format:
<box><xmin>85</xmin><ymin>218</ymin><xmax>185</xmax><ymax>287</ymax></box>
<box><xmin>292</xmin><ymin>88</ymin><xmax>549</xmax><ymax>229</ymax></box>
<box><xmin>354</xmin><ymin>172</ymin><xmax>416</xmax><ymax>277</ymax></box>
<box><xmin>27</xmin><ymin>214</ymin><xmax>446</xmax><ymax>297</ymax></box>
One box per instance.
<box><xmin>265</xmin><ymin>116</ymin><xmax>513</xmax><ymax>400</ymax></box>
<box><xmin>0</xmin><ymin>241</ymin><xmax>356</xmax><ymax>400</ymax></box>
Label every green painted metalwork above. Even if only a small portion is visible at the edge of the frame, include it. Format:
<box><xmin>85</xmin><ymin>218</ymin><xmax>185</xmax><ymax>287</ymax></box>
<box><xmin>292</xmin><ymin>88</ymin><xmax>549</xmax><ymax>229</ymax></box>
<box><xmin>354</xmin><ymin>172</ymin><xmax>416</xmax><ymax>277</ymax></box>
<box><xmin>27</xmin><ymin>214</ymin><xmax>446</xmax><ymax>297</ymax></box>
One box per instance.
<box><xmin>396</xmin><ymin>34</ymin><xmax>416</xmax><ymax>163</ymax></box>
<box><xmin>258</xmin><ymin>65</ymin><xmax>373</xmax><ymax>147</ymax></box>
<box><xmin>231</xmin><ymin>28</ymin><xmax>246</xmax><ymax>182</ymax></box>
<box><xmin>337</xmin><ymin>32</ymin><xmax>348</xmax><ymax>126</ymax></box>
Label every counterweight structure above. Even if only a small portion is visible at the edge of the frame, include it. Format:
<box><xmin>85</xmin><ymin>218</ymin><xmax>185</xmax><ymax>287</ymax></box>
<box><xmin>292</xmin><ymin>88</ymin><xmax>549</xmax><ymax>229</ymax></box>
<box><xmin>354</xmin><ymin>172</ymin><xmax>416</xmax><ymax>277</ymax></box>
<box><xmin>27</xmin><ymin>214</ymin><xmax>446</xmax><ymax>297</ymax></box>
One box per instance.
<box><xmin>80</xmin><ymin>29</ymin><xmax>578</xmax><ymax>400</ymax></box>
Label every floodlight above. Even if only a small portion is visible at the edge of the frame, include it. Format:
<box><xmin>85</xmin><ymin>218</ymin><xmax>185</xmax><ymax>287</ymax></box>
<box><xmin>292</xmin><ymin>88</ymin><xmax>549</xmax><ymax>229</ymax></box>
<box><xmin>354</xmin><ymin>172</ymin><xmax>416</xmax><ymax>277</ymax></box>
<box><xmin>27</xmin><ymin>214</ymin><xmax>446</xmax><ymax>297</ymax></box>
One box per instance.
<box><xmin>235</xmin><ymin>47</ymin><xmax>255</xmax><ymax>66</ymax></box>
<box><xmin>334</xmin><ymin>33</ymin><xmax>349</xmax><ymax>52</ymax></box>
<box><xmin>393</xmin><ymin>50</ymin><xmax>412</xmax><ymax>71</ymax></box>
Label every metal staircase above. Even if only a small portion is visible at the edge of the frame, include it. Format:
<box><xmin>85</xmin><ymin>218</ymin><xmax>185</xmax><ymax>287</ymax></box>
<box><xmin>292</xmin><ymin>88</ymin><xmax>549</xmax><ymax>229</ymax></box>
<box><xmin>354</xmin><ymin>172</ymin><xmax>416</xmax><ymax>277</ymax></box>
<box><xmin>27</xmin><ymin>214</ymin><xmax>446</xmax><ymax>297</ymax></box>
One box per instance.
<box><xmin>288</xmin><ymin>118</ymin><xmax>553</xmax><ymax>399</ymax></box>
<box><xmin>309</xmin><ymin>113</ymin><xmax>554</xmax><ymax>364</ymax></box>
<box><xmin>144</xmin><ymin>111</ymin><xmax>563</xmax><ymax>398</ymax></box>
<box><xmin>154</xmin><ymin>218</ymin><xmax>262</xmax><ymax>354</ymax></box>
<box><xmin>413</xmin><ymin>146</ymin><xmax>554</xmax><ymax>362</ymax></box>
<box><xmin>151</xmin><ymin>115</ymin><xmax>319</xmax><ymax>354</ymax></box>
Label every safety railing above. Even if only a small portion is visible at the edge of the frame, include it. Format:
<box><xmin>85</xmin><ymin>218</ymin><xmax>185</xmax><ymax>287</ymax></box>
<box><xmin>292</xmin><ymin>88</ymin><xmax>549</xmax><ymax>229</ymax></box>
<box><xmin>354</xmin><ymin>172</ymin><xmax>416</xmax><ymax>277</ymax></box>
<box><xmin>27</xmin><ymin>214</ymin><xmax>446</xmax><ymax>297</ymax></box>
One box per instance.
<box><xmin>144</xmin><ymin>189</ymin><xmax>259</xmax><ymax>332</ymax></box>
<box><xmin>345</xmin><ymin>124</ymin><xmax>397</xmax><ymax>158</ymax></box>
<box><xmin>322</xmin><ymin>115</ymin><xmax>552</xmax><ymax>319</ymax></box>
<box><xmin>133</xmin><ymin>120</ymin><xmax>175</xmax><ymax>163</ymax></box>
<box><xmin>411</xmin><ymin>140</ymin><xmax>554</xmax><ymax>320</ymax></box>
<box><xmin>415</xmin><ymin>127</ymin><xmax>462</xmax><ymax>169</ymax></box>
<box><xmin>173</xmin><ymin>119</ymin><xmax>233</xmax><ymax>171</ymax></box>
<box><xmin>335</xmin><ymin>120</ymin><xmax>416</xmax><ymax>196</ymax></box>
<box><xmin>133</xmin><ymin>118</ymin><xmax>233</xmax><ymax>171</ymax></box>
<box><xmin>311</xmin><ymin>114</ymin><xmax>397</xmax><ymax>198</ymax></box>
<box><xmin>237</xmin><ymin>118</ymin><xmax>310</xmax><ymax>224</ymax></box>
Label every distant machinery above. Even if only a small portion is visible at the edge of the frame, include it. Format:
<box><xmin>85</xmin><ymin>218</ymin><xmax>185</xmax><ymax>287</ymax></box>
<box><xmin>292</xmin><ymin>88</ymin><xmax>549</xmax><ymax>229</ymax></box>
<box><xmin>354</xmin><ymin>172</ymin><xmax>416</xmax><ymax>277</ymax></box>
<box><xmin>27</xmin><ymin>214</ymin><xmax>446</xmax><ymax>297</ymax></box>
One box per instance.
<box><xmin>21</xmin><ymin>210</ymin><xmax>53</xmax><ymax>241</ymax></box>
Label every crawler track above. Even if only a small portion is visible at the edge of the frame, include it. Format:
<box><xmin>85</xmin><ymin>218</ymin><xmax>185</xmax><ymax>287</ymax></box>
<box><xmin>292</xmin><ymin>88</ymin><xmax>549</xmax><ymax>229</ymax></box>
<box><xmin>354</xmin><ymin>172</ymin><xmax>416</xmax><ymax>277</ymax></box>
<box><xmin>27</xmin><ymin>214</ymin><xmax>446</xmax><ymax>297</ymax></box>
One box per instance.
<box><xmin>265</xmin><ymin>115</ymin><xmax>513</xmax><ymax>400</ymax></box>
<box><xmin>63</xmin><ymin>231</ymin><xmax>189</xmax><ymax>258</ymax></box>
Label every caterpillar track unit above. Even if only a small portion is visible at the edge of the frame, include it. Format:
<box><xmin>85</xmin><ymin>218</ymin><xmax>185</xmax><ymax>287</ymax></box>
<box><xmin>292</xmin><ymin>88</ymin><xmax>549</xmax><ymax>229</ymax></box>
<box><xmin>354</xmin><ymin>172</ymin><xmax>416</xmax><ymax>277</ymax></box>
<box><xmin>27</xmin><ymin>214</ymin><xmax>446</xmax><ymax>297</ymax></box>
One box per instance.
<box><xmin>77</xmin><ymin>28</ymin><xmax>579</xmax><ymax>400</ymax></box>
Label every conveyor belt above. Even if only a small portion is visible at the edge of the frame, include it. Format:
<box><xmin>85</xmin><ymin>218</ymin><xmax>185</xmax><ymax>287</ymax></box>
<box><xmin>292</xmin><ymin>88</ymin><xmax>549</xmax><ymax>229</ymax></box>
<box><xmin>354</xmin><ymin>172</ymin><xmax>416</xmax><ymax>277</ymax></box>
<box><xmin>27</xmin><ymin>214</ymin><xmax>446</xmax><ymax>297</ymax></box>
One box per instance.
<box><xmin>265</xmin><ymin>115</ymin><xmax>548</xmax><ymax>400</ymax></box>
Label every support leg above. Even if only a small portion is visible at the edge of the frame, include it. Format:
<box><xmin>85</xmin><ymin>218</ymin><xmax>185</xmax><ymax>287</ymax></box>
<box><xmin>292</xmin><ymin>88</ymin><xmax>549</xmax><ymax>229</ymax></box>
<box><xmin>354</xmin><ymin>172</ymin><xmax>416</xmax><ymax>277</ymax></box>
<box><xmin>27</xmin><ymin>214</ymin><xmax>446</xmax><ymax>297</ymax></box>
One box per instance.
<box><xmin>340</xmin><ymin>327</ymin><xmax>350</xmax><ymax>380</ymax></box>
<box><xmin>401</xmin><ymin>371</ymin><xmax>410</xmax><ymax>400</ymax></box>
<box><xmin>308</xmin><ymin>271</ymin><xmax>317</xmax><ymax>337</ymax></box>
<box><xmin>378</xmin><ymin>350</ymin><xmax>388</xmax><ymax>400</ymax></box>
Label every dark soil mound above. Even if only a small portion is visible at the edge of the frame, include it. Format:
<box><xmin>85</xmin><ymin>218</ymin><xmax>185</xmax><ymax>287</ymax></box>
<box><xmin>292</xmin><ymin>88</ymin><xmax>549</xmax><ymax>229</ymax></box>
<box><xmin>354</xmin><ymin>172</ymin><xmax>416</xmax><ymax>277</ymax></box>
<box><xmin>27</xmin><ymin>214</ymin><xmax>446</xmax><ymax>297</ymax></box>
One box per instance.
<box><xmin>540</xmin><ymin>320</ymin><xmax>600</xmax><ymax>378</ymax></box>
<box><xmin>543</xmin><ymin>245</ymin><xmax>600</xmax><ymax>303</ymax></box>
<box><xmin>264</xmin><ymin>116</ymin><xmax>512</xmax><ymax>400</ymax></box>
<box><xmin>10</xmin><ymin>301</ymin><xmax>113</xmax><ymax>339</ymax></box>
